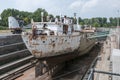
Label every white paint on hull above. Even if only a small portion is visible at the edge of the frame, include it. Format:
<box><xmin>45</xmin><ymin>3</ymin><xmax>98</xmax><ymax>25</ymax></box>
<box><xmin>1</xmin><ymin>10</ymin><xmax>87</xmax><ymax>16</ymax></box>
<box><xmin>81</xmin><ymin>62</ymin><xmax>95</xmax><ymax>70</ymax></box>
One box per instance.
<box><xmin>22</xmin><ymin>32</ymin><xmax>95</xmax><ymax>59</ymax></box>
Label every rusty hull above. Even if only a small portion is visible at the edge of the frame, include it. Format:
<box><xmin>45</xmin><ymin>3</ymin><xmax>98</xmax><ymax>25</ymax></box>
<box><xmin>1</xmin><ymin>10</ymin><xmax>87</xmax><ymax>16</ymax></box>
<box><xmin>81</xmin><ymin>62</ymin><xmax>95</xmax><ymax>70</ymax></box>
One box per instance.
<box><xmin>22</xmin><ymin>32</ymin><xmax>95</xmax><ymax>60</ymax></box>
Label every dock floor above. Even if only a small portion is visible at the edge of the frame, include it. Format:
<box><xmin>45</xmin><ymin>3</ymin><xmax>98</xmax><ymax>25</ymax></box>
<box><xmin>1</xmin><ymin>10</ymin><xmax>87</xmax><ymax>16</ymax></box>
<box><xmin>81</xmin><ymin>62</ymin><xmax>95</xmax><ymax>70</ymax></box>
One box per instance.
<box><xmin>16</xmin><ymin>67</ymin><xmax>35</xmax><ymax>80</ymax></box>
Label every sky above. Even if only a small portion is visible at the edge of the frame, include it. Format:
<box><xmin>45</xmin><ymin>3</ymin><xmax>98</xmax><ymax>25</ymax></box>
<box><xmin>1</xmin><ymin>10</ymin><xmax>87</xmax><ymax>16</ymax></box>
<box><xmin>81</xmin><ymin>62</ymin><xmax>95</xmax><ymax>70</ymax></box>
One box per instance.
<box><xmin>0</xmin><ymin>0</ymin><xmax>120</xmax><ymax>18</ymax></box>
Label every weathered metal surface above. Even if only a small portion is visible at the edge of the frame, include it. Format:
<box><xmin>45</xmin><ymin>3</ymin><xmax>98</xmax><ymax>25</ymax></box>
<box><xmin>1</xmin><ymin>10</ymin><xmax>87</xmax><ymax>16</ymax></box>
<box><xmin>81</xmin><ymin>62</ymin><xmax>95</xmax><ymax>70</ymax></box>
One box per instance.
<box><xmin>22</xmin><ymin>32</ymin><xmax>95</xmax><ymax>59</ymax></box>
<box><xmin>22</xmin><ymin>33</ymin><xmax>82</xmax><ymax>58</ymax></box>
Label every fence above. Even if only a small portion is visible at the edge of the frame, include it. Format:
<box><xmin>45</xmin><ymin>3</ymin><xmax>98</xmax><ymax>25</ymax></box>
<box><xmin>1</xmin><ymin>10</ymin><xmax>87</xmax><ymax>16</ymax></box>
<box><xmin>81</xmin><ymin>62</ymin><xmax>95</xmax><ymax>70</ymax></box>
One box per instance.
<box><xmin>87</xmin><ymin>69</ymin><xmax>120</xmax><ymax>80</ymax></box>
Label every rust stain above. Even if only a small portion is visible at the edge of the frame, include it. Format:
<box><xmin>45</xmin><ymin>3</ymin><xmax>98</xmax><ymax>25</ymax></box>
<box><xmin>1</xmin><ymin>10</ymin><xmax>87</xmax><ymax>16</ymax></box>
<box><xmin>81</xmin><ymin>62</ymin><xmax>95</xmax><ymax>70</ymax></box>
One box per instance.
<box><xmin>29</xmin><ymin>34</ymin><xmax>32</xmax><ymax>41</ymax></box>
<box><xmin>52</xmin><ymin>43</ymin><xmax>55</xmax><ymax>48</ymax></box>
<box><xmin>66</xmin><ymin>48</ymin><xmax>72</xmax><ymax>51</ymax></box>
<box><xmin>28</xmin><ymin>34</ymin><xmax>38</xmax><ymax>41</ymax></box>
<box><xmin>40</xmin><ymin>35</ymin><xmax>47</xmax><ymax>40</ymax></box>
<box><xmin>32</xmin><ymin>43</ymin><xmax>39</xmax><ymax>45</ymax></box>
<box><xmin>61</xmin><ymin>38</ymin><xmax>64</xmax><ymax>44</ymax></box>
<box><xmin>32</xmin><ymin>50</ymin><xmax>42</xmax><ymax>56</ymax></box>
<box><xmin>51</xmin><ymin>50</ymin><xmax>54</xmax><ymax>52</ymax></box>
<box><xmin>32</xmin><ymin>50</ymin><xmax>36</xmax><ymax>54</ymax></box>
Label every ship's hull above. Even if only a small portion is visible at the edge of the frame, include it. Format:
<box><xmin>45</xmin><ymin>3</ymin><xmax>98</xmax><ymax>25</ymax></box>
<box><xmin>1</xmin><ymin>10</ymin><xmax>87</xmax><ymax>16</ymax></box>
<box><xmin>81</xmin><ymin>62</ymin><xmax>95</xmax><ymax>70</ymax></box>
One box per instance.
<box><xmin>22</xmin><ymin>32</ymin><xmax>95</xmax><ymax>61</ymax></box>
<box><xmin>44</xmin><ymin>41</ymin><xmax>95</xmax><ymax>65</ymax></box>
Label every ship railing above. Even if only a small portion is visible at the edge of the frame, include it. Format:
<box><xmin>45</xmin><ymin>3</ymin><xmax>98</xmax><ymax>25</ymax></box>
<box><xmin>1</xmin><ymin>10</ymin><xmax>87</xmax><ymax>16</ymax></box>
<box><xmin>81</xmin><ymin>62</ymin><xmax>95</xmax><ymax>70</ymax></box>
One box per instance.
<box><xmin>33</xmin><ymin>22</ymin><xmax>73</xmax><ymax>25</ymax></box>
<box><xmin>35</xmin><ymin>30</ymin><xmax>79</xmax><ymax>36</ymax></box>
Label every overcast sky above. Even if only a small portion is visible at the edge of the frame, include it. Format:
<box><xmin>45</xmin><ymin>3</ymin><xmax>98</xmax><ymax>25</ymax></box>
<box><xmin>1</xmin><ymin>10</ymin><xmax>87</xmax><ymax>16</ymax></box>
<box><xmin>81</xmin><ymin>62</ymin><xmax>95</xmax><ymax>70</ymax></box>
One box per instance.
<box><xmin>0</xmin><ymin>0</ymin><xmax>120</xmax><ymax>18</ymax></box>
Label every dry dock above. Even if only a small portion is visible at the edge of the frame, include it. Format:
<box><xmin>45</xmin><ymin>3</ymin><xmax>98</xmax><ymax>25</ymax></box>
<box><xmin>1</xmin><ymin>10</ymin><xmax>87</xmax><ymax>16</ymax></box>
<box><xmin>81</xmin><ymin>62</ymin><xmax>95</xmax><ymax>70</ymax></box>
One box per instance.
<box><xmin>0</xmin><ymin>34</ymin><xmax>34</xmax><ymax>80</ymax></box>
<box><xmin>1</xmin><ymin>28</ymin><xmax>118</xmax><ymax>80</ymax></box>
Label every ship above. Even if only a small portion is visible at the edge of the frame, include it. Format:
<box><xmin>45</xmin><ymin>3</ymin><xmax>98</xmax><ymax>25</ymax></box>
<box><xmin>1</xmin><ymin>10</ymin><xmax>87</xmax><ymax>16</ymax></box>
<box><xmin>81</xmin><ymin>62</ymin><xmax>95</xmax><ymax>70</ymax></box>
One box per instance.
<box><xmin>8</xmin><ymin>16</ymin><xmax>96</xmax><ymax>63</ymax></box>
<box><xmin>21</xmin><ymin>16</ymin><xmax>96</xmax><ymax>61</ymax></box>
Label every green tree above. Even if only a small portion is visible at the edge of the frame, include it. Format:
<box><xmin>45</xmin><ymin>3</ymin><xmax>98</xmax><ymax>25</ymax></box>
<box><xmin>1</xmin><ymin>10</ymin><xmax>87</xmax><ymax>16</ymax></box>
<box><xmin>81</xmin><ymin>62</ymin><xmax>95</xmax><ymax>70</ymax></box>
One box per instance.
<box><xmin>0</xmin><ymin>8</ymin><xmax>33</xmax><ymax>26</ymax></box>
<box><xmin>33</xmin><ymin>8</ymin><xmax>48</xmax><ymax>22</ymax></box>
<box><xmin>1</xmin><ymin>8</ymin><xmax>19</xmax><ymax>26</ymax></box>
<box><xmin>83</xmin><ymin>18</ymin><xmax>89</xmax><ymax>25</ymax></box>
<box><xmin>80</xmin><ymin>22</ymin><xmax>84</xmax><ymax>26</ymax></box>
<box><xmin>93</xmin><ymin>22</ymin><xmax>100</xmax><ymax>27</ymax></box>
<box><xmin>78</xmin><ymin>17</ymin><xmax>83</xmax><ymax>24</ymax></box>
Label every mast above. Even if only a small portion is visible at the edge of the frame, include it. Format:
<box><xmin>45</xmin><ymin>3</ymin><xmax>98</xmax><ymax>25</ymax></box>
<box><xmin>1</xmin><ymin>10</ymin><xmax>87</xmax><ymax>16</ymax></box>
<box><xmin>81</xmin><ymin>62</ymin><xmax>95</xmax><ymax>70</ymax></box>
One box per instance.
<box><xmin>74</xmin><ymin>13</ymin><xmax>78</xmax><ymax>24</ymax></box>
<box><xmin>74</xmin><ymin>13</ymin><xmax>76</xmax><ymax>24</ymax></box>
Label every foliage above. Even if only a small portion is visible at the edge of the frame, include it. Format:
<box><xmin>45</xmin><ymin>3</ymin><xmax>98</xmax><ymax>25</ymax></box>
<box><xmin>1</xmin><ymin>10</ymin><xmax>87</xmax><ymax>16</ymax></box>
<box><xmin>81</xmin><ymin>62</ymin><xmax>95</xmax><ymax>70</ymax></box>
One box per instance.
<box><xmin>0</xmin><ymin>8</ymin><xmax>50</xmax><ymax>27</ymax></box>
<box><xmin>79</xmin><ymin>17</ymin><xmax>120</xmax><ymax>27</ymax></box>
<box><xmin>32</xmin><ymin>8</ymin><xmax>48</xmax><ymax>22</ymax></box>
<box><xmin>0</xmin><ymin>8</ymin><xmax>120</xmax><ymax>28</ymax></box>
<box><xmin>1</xmin><ymin>8</ymin><xmax>20</xmax><ymax>26</ymax></box>
<box><xmin>0</xmin><ymin>26</ymin><xmax>8</xmax><ymax>30</ymax></box>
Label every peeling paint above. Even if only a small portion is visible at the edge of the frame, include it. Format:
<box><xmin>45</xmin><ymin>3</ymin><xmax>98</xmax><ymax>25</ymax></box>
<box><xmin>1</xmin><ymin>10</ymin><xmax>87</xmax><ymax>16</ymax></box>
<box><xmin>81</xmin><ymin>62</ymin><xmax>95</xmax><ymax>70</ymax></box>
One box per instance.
<box><xmin>22</xmin><ymin>29</ymin><xmax>95</xmax><ymax>59</ymax></box>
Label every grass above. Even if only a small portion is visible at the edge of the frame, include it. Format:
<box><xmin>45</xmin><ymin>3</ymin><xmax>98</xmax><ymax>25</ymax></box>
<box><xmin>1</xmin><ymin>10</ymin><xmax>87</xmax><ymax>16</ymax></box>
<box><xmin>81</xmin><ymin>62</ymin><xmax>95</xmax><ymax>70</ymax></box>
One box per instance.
<box><xmin>0</xmin><ymin>26</ymin><xmax>11</xmax><ymax>33</ymax></box>
<box><xmin>0</xmin><ymin>26</ymin><xmax>8</xmax><ymax>30</ymax></box>
<box><xmin>0</xmin><ymin>30</ymin><xmax>11</xmax><ymax>33</ymax></box>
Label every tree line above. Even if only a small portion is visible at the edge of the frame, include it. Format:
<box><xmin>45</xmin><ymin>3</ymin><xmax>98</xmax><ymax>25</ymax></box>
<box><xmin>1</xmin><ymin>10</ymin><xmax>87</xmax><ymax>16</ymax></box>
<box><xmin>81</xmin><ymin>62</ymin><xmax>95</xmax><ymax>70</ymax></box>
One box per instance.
<box><xmin>0</xmin><ymin>8</ymin><xmax>120</xmax><ymax>28</ymax></box>
<box><xmin>78</xmin><ymin>17</ymin><xmax>120</xmax><ymax>27</ymax></box>
<box><xmin>0</xmin><ymin>8</ymin><xmax>50</xmax><ymax>27</ymax></box>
